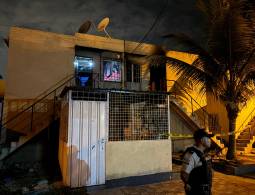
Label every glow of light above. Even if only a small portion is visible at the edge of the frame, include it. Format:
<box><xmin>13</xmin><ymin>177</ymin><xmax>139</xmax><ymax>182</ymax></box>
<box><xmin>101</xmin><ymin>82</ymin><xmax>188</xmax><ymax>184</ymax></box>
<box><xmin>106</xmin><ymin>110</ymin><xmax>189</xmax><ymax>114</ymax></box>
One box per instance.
<box><xmin>88</xmin><ymin>61</ymin><xmax>93</xmax><ymax>67</ymax></box>
<box><xmin>74</xmin><ymin>59</ymin><xmax>78</xmax><ymax>68</ymax></box>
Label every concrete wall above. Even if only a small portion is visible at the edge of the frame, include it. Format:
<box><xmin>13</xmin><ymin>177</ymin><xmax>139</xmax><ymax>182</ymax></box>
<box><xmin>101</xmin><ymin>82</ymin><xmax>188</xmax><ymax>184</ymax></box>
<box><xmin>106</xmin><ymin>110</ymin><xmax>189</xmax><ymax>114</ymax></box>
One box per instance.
<box><xmin>6</xmin><ymin>28</ymin><xmax>74</xmax><ymax>99</ymax></box>
<box><xmin>206</xmin><ymin>95</ymin><xmax>228</xmax><ymax>135</ymax></box>
<box><xmin>236</xmin><ymin>97</ymin><xmax>255</xmax><ymax>133</ymax></box>
<box><xmin>58</xmin><ymin>100</ymin><xmax>69</xmax><ymax>185</ymax></box>
<box><xmin>106</xmin><ymin>140</ymin><xmax>172</xmax><ymax>180</ymax></box>
<box><xmin>3</xmin><ymin>120</ymin><xmax>60</xmax><ymax>177</ymax></box>
<box><xmin>0</xmin><ymin>80</ymin><xmax>5</xmax><ymax>96</ymax></box>
<box><xmin>207</xmin><ymin>94</ymin><xmax>255</xmax><ymax>139</ymax></box>
<box><xmin>6</xmin><ymin>27</ymin><xmax>152</xmax><ymax>100</ymax></box>
<box><xmin>170</xmin><ymin>107</ymin><xmax>194</xmax><ymax>152</ymax></box>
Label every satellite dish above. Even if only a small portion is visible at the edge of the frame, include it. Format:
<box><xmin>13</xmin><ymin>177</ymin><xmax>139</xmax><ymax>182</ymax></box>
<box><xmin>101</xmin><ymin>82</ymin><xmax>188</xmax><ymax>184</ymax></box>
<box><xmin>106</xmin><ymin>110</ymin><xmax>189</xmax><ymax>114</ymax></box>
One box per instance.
<box><xmin>97</xmin><ymin>17</ymin><xmax>111</xmax><ymax>38</ymax></box>
<box><xmin>78</xmin><ymin>21</ymin><xmax>92</xmax><ymax>33</ymax></box>
<box><xmin>97</xmin><ymin>17</ymin><xmax>109</xmax><ymax>32</ymax></box>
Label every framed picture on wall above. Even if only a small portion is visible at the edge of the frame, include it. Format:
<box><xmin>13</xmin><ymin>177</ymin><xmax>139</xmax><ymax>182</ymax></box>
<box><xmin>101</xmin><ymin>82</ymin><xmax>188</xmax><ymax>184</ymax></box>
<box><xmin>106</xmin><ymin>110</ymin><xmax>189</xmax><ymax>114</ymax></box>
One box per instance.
<box><xmin>103</xmin><ymin>59</ymin><xmax>121</xmax><ymax>82</ymax></box>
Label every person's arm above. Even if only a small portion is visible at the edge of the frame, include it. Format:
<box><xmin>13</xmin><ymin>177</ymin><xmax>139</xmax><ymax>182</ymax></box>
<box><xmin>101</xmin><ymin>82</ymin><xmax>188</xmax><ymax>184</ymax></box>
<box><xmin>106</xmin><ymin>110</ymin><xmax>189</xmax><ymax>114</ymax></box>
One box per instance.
<box><xmin>181</xmin><ymin>170</ymin><xmax>192</xmax><ymax>191</ymax></box>
<box><xmin>181</xmin><ymin>152</ymin><xmax>195</xmax><ymax>191</ymax></box>
<box><xmin>180</xmin><ymin>170</ymin><xmax>189</xmax><ymax>183</ymax></box>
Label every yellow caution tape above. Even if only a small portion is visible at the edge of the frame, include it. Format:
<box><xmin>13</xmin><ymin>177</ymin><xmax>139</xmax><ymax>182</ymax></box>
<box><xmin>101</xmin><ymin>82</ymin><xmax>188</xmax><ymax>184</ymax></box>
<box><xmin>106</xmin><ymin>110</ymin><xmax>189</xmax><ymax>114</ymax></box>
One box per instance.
<box><xmin>159</xmin><ymin>133</ymin><xmax>194</xmax><ymax>138</ymax></box>
<box><xmin>162</xmin><ymin>130</ymin><xmax>242</xmax><ymax>139</ymax></box>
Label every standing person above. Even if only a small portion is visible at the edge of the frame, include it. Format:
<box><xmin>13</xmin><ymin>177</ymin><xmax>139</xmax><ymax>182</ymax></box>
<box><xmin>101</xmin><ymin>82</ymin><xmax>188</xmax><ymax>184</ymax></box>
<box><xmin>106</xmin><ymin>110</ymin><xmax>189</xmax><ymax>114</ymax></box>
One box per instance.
<box><xmin>181</xmin><ymin>128</ymin><xmax>213</xmax><ymax>195</ymax></box>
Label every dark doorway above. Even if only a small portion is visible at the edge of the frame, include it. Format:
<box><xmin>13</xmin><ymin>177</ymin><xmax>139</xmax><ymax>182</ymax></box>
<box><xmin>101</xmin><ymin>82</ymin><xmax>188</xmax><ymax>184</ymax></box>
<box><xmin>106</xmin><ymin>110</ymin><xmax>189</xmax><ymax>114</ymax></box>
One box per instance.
<box><xmin>150</xmin><ymin>65</ymin><xmax>166</xmax><ymax>91</ymax></box>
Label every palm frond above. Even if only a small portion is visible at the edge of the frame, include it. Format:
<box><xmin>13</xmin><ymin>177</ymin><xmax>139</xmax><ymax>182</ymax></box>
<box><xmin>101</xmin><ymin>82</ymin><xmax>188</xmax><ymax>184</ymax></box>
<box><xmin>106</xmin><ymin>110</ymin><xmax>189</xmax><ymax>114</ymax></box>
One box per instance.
<box><xmin>238</xmin><ymin>70</ymin><xmax>255</xmax><ymax>89</ymax></box>
<box><xmin>168</xmin><ymin>75</ymin><xmax>193</xmax><ymax>102</ymax></box>
<box><xmin>238</xmin><ymin>49</ymin><xmax>255</xmax><ymax>76</ymax></box>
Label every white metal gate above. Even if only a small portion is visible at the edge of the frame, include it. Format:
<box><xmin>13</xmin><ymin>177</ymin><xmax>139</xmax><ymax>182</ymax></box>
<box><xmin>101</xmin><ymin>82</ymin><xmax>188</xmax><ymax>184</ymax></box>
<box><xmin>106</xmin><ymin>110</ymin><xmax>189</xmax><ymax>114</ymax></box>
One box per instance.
<box><xmin>68</xmin><ymin>100</ymin><xmax>108</xmax><ymax>187</ymax></box>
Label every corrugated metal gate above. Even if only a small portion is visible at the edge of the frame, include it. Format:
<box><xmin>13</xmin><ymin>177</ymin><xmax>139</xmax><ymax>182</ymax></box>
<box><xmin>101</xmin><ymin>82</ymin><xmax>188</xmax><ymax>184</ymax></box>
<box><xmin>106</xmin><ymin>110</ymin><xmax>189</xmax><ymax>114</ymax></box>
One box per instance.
<box><xmin>67</xmin><ymin>94</ymin><xmax>108</xmax><ymax>187</ymax></box>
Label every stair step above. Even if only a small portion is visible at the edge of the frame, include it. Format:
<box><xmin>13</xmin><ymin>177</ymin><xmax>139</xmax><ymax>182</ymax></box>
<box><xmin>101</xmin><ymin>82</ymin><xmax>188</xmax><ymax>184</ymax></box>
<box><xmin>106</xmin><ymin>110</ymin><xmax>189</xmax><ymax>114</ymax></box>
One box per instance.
<box><xmin>236</xmin><ymin>147</ymin><xmax>245</xmax><ymax>151</ymax></box>
<box><xmin>240</xmin><ymin>130</ymin><xmax>251</xmax><ymax>134</ymax></box>
<box><xmin>248</xmin><ymin>121</ymin><xmax>255</xmax><ymax>126</ymax></box>
<box><xmin>238</xmin><ymin>135</ymin><xmax>252</xmax><ymax>139</ymax></box>
<box><xmin>240</xmin><ymin>130</ymin><xmax>253</xmax><ymax>134</ymax></box>
<box><xmin>236</xmin><ymin>139</ymin><xmax>250</xmax><ymax>143</ymax></box>
<box><xmin>236</xmin><ymin>143</ymin><xmax>248</xmax><ymax>147</ymax></box>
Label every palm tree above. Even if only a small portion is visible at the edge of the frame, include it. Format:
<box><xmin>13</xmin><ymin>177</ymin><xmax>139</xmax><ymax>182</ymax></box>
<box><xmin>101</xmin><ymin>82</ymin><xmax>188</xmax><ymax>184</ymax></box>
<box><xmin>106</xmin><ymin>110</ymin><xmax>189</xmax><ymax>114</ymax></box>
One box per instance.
<box><xmin>148</xmin><ymin>0</ymin><xmax>255</xmax><ymax>160</ymax></box>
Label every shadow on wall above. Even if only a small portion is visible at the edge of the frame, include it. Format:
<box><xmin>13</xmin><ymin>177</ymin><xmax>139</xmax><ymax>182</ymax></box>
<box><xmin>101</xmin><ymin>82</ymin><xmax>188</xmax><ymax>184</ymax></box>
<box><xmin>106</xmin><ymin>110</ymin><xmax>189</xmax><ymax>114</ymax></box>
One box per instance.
<box><xmin>66</xmin><ymin>145</ymin><xmax>90</xmax><ymax>188</ymax></box>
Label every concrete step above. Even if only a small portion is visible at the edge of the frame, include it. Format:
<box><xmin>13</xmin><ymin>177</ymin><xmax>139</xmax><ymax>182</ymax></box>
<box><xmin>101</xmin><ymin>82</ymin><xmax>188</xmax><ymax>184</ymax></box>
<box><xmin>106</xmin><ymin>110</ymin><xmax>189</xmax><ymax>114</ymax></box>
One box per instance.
<box><xmin>237</xmin><ymin>143</ymin><xmax>248</xmax><ymax>147</ymax></box>
<box><xmin>237</xmin><ymin>147</ymin><xmax>245</xmax><ymax>151</ymax></box>
<box><xmin>238</xmin><ymin>135</ymin><xmax>252</xmax><ymax>139</ymax></box>
<box><xmin>240</xmin><ymin>130</ymin><xmax>254</xmax><ymax>135</ymax></box>
<box><xmin>240</xmin><ymin>131</ymin><xmax>252</xmax><ymax>135</ymax></box>
<box><xmin>248</xmin><ymin>121</ymin><xmax>255</xmax><ymax>126</ymax></box>
<box><xmin>236</xmin><ymin>146</ymin><xmax>245</xmax><ymax>151</ymax></box>
<box><xmin>237</xmin><ymin>139</ymin><xmax>251</xmax><ymax>143</ymax></box>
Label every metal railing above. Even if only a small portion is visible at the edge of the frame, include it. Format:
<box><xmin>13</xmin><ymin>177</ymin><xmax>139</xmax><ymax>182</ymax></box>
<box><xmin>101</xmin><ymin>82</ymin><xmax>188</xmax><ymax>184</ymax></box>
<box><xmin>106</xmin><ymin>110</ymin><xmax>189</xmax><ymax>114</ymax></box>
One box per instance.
<box><xmin>1</xmin><ymin>71</ymin><xmax>147</xmax><ymax>136</ymax></box>
<box><xmin>1</xmin><ymin>74</ymin><xmax>74</xmax><ymax>125</ymax></box>
<box><xmin>0</xmin><ymin>76</ymin><xmax>76</xmax><ymax>148</ymax></box>
<box><xmin>235</xmin><ymin>105</ymin><xmax>255</xmax><ymax>138</ymax></box>
<box><xmin>166</xmin><ymin>80</ymin><xmax>212</xmax><ymax>131</ymax></box>
<box><xmin>1</xmin><ymin>75</ymin><xmax>220</xmax><ymax>148</ymax></box>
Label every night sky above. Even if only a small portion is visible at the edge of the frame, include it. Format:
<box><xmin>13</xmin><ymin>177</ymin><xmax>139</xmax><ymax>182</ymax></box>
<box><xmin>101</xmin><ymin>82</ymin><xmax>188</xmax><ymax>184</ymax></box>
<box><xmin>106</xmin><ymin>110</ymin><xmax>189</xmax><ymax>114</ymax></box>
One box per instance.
<box><xmin>0</xmin><ymin>0</ymin><xmax>205</xmax><ymax>78</ymax></box>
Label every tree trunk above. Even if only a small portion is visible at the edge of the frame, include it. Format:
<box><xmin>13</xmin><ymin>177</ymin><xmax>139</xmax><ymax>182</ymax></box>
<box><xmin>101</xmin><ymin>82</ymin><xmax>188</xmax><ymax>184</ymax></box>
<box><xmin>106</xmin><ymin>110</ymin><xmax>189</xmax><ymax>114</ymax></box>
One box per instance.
<box><xmin>226</xmin><ymin>116</ymin><xmax>237</xmax><ymax>160</ymax></box>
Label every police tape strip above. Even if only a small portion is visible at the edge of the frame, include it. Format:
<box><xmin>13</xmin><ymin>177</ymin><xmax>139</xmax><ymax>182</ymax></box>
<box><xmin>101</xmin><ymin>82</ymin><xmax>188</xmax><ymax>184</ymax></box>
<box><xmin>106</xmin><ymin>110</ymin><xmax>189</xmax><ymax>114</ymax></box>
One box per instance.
<box><xmin>160</xmin><ymin>133</ymin><xmax>194</xmax><ymax>138</ymax></box>
<box><xmin>165</xmin><ymin>131</ymin><xmax>237</xmax><ymax>138</ymax></box>
<box><xmin>169</xmin><ymin>133</ymin><xmax>193</xmax><ymax>138</ymax></box>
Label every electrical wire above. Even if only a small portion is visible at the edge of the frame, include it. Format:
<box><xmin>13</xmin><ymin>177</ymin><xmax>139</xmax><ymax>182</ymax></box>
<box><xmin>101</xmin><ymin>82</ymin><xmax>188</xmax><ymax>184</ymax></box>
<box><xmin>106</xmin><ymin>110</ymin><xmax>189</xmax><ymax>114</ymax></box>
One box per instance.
<box><xmin>130</xmin><ymin>0</ymin><xmax>169</xmax><ymax>54</ymax></box>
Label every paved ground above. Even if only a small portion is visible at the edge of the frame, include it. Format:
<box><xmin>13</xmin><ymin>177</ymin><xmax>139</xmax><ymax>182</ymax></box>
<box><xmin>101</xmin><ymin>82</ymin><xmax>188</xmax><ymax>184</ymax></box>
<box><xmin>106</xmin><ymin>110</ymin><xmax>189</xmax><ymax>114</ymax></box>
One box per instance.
<box><xmin>89</xmin><ymin>171</ymin><xmax>255</xmax><ymax>195</ymax></box>
<box><xmin>237</xmin><ymin>153</ymin><xmax>255</xmax><ymax>164</ymax></box>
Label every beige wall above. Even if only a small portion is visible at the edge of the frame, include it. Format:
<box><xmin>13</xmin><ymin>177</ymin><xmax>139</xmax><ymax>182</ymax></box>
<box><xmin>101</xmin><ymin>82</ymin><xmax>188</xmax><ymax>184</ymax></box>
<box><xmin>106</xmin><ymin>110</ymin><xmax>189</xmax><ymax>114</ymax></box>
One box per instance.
<box><xmin>6</xmin><ymin>28</ymin><xmax>74</xmax><ymax>99</ymax></box>
<box><xmin>58</xmin><ymin>101</ymin><xmax>69</xmax><ymax>186</ymax></box>
<box><xmin>206</xmin><ymin>94</ymin><xmax>229</xmax><ymax>136</ymax></box>
<box><xmin>170</xmin><ymin>107</ymin><xmax>195</xmax><ymax>152</ymax></box>
<box><xmin>206</xmin><ymin>95</ymin><xmax>255</xmax><ymax>137</ymax></box>
<box><xmin>106</xmin><ymin>140</ymin><xmax>172</xmax><ymax>180</ymax></box>
<box><xmin>0</xmin><ymin>80</ymin><xmax>5</xmax><ymax>96</ymax></box>
<box><xmin>6</xmin><ymin>27</ymin><xmax>157</xmax><ymax>100</ymax></box>
<box><xmin>236</xmin><ymin>97</ymin><xmax>255</xmax><ymax>133</ymax></box>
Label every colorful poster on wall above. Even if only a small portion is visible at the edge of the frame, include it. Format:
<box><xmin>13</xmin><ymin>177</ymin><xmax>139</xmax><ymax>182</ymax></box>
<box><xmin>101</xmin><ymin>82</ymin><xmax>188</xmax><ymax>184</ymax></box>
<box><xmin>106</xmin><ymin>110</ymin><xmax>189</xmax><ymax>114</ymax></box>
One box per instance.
<box><xmin>103</xmin><ymin>60</ymin><xmax>121</xmax><ymax>82</ymax></box>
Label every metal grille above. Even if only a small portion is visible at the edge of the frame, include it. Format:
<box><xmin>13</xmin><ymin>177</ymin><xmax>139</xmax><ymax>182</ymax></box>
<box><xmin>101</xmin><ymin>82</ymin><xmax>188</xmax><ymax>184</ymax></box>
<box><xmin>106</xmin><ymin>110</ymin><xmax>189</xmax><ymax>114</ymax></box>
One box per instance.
<box><xmin>109</xmin><ymin>91</ymin><xmax>169</xmax><ymax>141</ymax></box>
<box><xmin>71</xmin><ymin>90</ymin><xmax>107</xmax><ymax>101</ymax></box>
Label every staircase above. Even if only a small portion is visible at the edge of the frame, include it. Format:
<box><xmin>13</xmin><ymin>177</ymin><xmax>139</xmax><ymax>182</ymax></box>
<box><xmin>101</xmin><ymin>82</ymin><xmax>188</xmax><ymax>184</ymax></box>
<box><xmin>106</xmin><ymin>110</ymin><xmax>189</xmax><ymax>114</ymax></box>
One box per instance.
<box><xmin>0</xmin><ymin>76</ymin><xmax>75</xmax><ymax>162</ymax></box>
<box><xmin>171</xmin><ymin>98</ymin><xmax>225</xmax><ymax>151</ymax></box>
<box><xmin>167</xmin><ymin>80</ymin><xmax>225</xmax><ymax>152</ymax></box>
<box><xmin>236</xmin><ymin>117</ymin><xmax>255</xmax><ymax>154</ymax></box>
<box><xmin>169</xmin><ymin>81</ymin><xmax>255</xmax><ymax>155</ymax></box>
